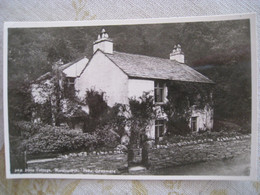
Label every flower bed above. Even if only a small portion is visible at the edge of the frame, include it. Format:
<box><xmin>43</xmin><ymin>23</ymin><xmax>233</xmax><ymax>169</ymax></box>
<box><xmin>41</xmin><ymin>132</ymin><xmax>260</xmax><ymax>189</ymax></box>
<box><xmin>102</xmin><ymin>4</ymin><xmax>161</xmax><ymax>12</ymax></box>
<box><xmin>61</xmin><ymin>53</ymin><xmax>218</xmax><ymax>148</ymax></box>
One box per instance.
<box><xmin>159</xmin><ymin>130</ymin><xmax>250</xmax><ymax>148</ymax></box>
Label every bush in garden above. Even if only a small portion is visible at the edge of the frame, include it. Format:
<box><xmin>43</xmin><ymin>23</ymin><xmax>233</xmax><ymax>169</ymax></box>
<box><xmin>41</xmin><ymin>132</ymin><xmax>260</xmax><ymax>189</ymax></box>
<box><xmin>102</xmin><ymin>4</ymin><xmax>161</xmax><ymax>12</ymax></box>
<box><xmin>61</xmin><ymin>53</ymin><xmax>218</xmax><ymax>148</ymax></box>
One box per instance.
<box><xmin>21</xmin><ymin>89</ymin><xmax>125</xmax><ymax>154</ymax></box>
<box><xmin>24</xmin><ymin>125</ymin><xmax>98</xmax><ymax>154</ymax></box>
<box><xmin>23</xmin><ymin>123</ymin><xmax>122</xmax><ymax>154</ymax></box>
<box><xmin>94</xmin><ymin>124</ymin><xmax>121</xmax><ymax>149</ymax></box>
<box><xmin>84</xmin><ymin>89</ymin><xmax>126</xmax><ymax>141</ymax></box>
<box><xmin>213</xmin><ymin>119</ymin><xmax>250</xmax><ymax>134</ymax></box>
<box><xmin>166</xmin><ymin>118</ymin><xmax>191</xmax><ymax>136</ymax></box>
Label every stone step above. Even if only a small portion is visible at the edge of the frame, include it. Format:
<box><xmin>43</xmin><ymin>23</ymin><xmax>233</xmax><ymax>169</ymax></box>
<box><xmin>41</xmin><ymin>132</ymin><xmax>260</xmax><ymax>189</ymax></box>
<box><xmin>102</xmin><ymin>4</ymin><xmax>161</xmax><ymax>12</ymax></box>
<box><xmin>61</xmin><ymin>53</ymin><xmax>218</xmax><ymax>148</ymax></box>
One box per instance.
<box><xmin>128</xmin><ymin>166</ymin><xmax>147</xmax><ymax>174</ymax></box>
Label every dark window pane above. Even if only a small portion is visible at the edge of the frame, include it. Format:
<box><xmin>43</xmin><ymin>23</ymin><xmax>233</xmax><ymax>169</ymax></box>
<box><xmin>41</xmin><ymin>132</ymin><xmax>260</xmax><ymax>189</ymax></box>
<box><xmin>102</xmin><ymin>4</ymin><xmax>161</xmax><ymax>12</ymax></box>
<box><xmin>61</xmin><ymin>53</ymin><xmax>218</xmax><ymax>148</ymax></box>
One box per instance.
<box><xmin>155</xmin><ymin>120</ymin><xmax>164</xmax><ymax>138</ymax></box>
<box><xmin>154</xmin><ymin>81</ymin><xmax>164</xmax><ymax>103</ymax></box>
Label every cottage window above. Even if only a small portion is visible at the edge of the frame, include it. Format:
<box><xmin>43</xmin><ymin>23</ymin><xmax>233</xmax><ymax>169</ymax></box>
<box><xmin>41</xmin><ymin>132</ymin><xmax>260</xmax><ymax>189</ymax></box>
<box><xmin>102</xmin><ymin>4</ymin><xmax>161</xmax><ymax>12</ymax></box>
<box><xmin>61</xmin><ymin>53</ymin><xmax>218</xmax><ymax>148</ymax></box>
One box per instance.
<box><xmin>154</xmin><ymin>81</ymin><xmax>165</xmax><ymax>103</ymax></box>
<box><xmin>191</xmin><ymin>117</ymin><xmax>197</xmax><ymax>132</ymax></box>
<box><xmin>67</xmin><ymin>77</ymin><xmax>75</xmax><ymax>88</ymax></box>
<box><xmin>64</xmin><ymin>77</ymin><xmax>75</xmax><ymax>98</ymax></box>
<box><xmin>155</xmin><ymin>120</ymin><xmax>165</xmax><ymax>138</ymax></box>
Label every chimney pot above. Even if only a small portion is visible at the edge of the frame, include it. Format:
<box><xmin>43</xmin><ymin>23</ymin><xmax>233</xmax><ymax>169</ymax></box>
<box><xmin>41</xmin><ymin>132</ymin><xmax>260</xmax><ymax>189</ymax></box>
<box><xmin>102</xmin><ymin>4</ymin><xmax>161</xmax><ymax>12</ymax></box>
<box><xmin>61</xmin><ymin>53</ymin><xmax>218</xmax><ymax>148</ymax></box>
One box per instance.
<box><xmin>93</xmin><ymin>28</ymin><xmax>113</xmax><ymax>54</ymax></box>
<box><xmin>170</xmin><ymin>44</ymin><xmax>184</xmax><ymax>63</ymax></box>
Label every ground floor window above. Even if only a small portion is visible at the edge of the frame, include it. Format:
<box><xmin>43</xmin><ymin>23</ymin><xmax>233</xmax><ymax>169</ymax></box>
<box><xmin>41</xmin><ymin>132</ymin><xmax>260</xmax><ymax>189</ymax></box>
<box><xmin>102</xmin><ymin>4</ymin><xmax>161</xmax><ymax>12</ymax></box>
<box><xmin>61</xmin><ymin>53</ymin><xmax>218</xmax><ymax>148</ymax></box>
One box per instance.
<box><xmin>155</xmin><ymin>120</ymin><xmax>165</xmax><ymax>138</ymax></box>
<box><xmin>191</xmin><ymin>117</ymin><xmax>197</xmax><ymax>132</ymax></box>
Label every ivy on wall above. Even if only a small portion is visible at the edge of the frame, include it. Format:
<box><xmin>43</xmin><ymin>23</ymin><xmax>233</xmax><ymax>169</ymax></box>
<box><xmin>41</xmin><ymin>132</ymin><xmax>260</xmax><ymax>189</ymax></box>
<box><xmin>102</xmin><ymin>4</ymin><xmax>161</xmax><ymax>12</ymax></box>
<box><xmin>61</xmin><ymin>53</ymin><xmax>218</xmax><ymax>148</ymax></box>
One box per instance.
<box><xmin>162</xmin><ymin>81</ymin><xmax>213</xmax><ymax>135</ymax></box>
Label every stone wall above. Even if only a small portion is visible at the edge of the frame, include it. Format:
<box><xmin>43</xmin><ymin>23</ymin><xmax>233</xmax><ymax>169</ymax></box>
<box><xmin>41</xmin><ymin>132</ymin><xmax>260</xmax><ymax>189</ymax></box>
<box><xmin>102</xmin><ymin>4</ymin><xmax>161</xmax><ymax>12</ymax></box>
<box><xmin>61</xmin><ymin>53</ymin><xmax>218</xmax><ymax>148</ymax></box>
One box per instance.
<box><xmin>148</xmin><ymin>136</ymin><xmax>251</xmax><ymax>170</ymax></box>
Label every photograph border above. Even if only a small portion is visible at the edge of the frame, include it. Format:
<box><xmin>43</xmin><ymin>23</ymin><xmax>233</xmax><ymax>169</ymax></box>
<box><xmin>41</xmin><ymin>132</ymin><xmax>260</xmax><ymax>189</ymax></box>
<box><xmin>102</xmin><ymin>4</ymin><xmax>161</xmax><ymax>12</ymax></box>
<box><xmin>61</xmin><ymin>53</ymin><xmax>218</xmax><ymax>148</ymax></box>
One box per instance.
<box><xmin>4</xmin><ymin>13</ymin><xmax>258</xmax><ymax>180</ymax></box>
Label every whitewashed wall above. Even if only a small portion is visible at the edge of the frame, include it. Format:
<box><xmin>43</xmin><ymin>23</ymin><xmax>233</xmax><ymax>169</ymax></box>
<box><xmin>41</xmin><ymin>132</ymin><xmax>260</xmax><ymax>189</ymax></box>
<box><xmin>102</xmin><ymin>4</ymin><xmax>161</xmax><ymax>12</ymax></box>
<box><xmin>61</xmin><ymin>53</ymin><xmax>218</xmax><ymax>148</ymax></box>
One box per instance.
<box><xmin>75</xmin><ymin>51</ymin><xmax>129</xmax><ymax>106</ymax></box>
<box><xmin>190</xmin><ymin>104</ymin><xmax>214</xmax><ymax>131</ymax></box>
<box><xmin>128</xmin><ymin>79</ymin><xmax>154</xmax><ymax>99</ymax></box>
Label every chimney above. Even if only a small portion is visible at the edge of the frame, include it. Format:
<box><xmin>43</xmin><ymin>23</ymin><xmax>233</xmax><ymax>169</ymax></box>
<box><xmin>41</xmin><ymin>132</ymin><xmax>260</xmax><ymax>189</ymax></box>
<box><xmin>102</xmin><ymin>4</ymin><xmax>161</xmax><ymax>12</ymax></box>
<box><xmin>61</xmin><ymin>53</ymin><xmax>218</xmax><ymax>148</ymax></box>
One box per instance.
<box><xmin>170</xmin><ymin>44</ymin><xmax>184</xmax><ymax>63</ymax></box>
<box><xmin>93</xmin><ymin>29</ymin><xmax>113</xmax><ymax>54</ymax></box>
<box><xmin>52</xmin><ymin>59</ymin><xmax>64</xmax><ymax>71</ymax></box>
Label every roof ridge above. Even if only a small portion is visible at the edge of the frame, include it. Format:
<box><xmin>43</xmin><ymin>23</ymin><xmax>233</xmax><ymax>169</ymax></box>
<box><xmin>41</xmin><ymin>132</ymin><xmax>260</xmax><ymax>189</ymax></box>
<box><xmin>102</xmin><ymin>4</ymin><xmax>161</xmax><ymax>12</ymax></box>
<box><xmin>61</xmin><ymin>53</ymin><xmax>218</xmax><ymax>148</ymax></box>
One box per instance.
<box><xmin>112</xmin><ymin>51</ymin><xmax>176</xmax><ymax>62</ymax></box>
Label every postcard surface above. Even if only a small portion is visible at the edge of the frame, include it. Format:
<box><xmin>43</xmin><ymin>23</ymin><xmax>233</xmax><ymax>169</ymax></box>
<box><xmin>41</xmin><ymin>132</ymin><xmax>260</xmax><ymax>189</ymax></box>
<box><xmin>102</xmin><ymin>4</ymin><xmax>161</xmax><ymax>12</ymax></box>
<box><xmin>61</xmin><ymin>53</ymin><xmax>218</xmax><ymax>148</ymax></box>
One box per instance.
<box><xmin>4</xmin><ymin>14</ymin><xmax>257</xmax><ymax>180</ymax></box>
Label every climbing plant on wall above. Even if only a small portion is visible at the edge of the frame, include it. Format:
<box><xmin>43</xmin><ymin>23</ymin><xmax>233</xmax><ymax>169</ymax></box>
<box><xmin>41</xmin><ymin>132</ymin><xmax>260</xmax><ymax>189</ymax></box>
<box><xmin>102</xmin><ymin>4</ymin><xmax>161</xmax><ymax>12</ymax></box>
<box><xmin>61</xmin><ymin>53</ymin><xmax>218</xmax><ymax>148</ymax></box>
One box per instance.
<box><xmin>162</xmin><ymin>81</ymin><xmax>213</xmax><ymax>135</ymax></box>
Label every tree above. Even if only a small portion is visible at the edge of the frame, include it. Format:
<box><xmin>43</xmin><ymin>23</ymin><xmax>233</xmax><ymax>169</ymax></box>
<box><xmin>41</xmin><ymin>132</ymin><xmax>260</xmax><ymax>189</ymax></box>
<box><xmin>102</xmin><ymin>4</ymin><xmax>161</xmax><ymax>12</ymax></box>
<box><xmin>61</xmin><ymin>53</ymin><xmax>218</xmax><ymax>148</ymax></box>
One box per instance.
<box><xmin>124</xmin><ymin>92</ymin><xmax>157</xmax><ymax>167</ymax></box>
<box><xmin>8</xmin><ymin>80</ymin><xmax>35</xmax><ymax>136</ymax></box>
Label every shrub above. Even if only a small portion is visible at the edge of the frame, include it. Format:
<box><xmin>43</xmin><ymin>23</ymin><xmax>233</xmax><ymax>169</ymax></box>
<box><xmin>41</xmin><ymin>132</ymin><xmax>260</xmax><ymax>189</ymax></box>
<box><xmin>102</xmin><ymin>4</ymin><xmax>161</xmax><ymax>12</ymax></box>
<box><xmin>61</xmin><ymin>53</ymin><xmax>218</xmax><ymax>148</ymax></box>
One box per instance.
<box><xmin>84</xmin><ymin>89</ymin><xmax>126</xmax><ymax>142</ymax></box>
<box><xmin>24</xmin><ymin>125</ymin><xmax>98</xmax><ymax>154</ymax></box>
<box><xmin>84</xmin><ymin>89</ymin><xmax>108</xmax><ymax>132</ymax></box>
<box><xmin>94</xmin><ymin>125</ymin><xmax>121</xmax><ymax>149</ymax></box>
<box><xmin>127</xmin><ymin>92</ymin><xmax>156</xmax><ymax>147</ymax></box>
<box><xmin>166</xmin><ymin>118</ymin><xmax>191</xmax><ymax>136</ymax></box>
<box><xmin>213</xmin><ymin>120</ymin><xmax>250</xmax><ymax>134</ymax></box>
<box><xmin>22</xmin><ymin>123</ymin><xmax>122</xmax><ymax>154</ymax></box>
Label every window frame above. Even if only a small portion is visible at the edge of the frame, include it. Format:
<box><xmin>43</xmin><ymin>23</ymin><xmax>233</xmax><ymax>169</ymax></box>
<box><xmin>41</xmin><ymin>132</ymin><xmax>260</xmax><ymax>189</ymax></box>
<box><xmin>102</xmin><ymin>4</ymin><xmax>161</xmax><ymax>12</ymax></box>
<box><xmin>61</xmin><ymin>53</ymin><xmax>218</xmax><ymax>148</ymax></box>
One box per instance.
<box><xmin>154</xmin><ymin>81</ymin><xmax>165</xmax><ymax>104</ymax></box>
<box><xmin>67</xmin><ymin>77</ymin><xmax>75</xmax><ymax>88</ymax></box>
<box><xmin>191</xmin><ymin>117</ymin><xmax>197</xmax><ymax>132</ymax></box>
<box><xmin>64</xmin><ymin>77</ymin><xmax>76</xmax><ymax>98</ymax></box>
<box><xmin>155</xmin><ymin>119</ymin><xmax>165</xmax><ymax>139</ymax></box>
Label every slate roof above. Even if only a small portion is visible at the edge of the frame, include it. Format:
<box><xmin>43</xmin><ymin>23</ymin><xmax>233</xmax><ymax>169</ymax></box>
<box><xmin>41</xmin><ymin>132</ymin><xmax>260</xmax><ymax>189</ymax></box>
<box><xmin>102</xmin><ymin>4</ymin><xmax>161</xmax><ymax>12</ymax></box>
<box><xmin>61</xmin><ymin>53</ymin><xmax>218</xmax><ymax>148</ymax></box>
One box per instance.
<box><xmin>105</xmin><ymin>51</ymin><xmax>213</xmax><ymax>83</ymax></box>
<box><xmin>60</xmin><ymin>57</ymin><xmax>89</xmax><ymax>77</ymax></box>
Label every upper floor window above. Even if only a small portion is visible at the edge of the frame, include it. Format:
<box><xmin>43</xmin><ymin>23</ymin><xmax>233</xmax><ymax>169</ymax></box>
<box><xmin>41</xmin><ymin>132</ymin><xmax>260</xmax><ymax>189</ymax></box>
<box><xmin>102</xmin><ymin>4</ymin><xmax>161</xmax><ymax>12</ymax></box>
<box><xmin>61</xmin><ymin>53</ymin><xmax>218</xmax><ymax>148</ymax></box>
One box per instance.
<box><xmin>64</xmin><ymin>77</ymin><xmax>75</xmax><ymax>98</ymax></box>
<box><xmin>154</xmin><ymin>81</ymin><xmax>165</xmax><ymax>103</ymax></box>
<box><xmin>67</xmin><ymin>77</ymin><xmax>75</xmax><ymax>88</ymax></box>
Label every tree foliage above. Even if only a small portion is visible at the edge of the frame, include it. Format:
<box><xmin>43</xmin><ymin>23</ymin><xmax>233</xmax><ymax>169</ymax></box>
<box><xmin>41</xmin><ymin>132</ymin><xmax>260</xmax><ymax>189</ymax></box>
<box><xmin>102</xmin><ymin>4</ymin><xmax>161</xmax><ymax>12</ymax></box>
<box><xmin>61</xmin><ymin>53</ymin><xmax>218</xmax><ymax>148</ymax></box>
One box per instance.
<box><xmin>197</xmin><ymin>58</ymin><xmax>251</xmax><ymax>124</ymax></box>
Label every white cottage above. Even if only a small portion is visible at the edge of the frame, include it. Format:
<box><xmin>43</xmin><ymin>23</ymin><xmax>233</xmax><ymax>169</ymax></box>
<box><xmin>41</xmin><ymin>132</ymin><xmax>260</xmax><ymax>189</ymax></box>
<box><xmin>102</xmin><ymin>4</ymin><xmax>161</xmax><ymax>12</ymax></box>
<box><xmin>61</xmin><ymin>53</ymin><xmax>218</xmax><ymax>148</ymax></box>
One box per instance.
<box><xmin>32</xmin><ymin>29</ymin><xmax>214</xmax><ymax>140</ymax></box>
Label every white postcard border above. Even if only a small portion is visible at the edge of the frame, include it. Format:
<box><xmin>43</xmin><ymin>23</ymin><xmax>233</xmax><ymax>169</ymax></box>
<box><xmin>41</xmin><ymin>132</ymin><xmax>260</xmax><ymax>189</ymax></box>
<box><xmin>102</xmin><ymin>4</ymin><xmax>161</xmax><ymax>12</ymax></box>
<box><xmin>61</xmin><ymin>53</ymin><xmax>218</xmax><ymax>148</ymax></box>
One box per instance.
<box><xmin>4</xmin><ymin>13</ymin><xmax>258</xmax><ymax>180</ymax></box>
